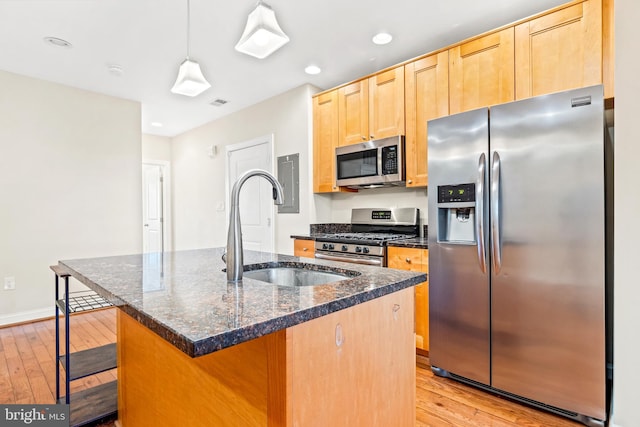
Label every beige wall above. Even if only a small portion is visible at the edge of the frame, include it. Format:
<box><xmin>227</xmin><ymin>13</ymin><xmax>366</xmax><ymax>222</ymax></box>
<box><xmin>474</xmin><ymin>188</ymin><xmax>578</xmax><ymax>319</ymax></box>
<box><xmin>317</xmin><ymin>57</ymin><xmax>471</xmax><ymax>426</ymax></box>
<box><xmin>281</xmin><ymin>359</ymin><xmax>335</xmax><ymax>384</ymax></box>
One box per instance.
<box><xmin>612</xmin><ymin>0</ymin><xmax>640</xmax><ymax>425</ymax></box>
<box><xmin>171</xmin><ymin>84</ymin><xmax>325</xmax><ymax>253</ymax></box>
<box><xmin>0</xmin><ymin>70</ymin><xmax>142</xmax><ymax>325</ymax></box>
<box><xmin>142</xmin><ymin>133</ymin><xmax>171</xmax><ymax>162</ymax></box>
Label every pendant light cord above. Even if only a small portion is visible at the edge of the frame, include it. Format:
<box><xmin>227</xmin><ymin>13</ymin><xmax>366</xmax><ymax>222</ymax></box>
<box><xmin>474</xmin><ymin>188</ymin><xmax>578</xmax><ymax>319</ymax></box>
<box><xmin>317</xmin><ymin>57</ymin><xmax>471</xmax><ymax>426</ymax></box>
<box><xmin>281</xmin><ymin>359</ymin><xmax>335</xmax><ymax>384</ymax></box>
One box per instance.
<box><xmin>186</xmin><ymin>0</ymin><xmax>191</xmax><ymax>59</ymax></box>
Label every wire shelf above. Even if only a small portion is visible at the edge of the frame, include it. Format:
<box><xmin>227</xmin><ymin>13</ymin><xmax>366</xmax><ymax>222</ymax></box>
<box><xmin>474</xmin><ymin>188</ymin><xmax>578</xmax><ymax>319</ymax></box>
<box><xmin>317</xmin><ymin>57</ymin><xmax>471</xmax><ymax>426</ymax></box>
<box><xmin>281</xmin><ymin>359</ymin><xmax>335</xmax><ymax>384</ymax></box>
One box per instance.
<box><xmin>63</xmin><ymin>290</ymin><xmax>112</xmax><ymax>313</ymax></box>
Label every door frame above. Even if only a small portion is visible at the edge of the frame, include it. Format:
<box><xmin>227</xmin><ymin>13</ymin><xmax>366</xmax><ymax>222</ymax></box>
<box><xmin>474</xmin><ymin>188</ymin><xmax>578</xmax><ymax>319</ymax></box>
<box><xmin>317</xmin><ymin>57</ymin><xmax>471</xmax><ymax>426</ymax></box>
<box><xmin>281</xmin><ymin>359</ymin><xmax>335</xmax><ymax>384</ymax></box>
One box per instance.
<box><xmin>142</xmin><ymin>160</ymin><xmax>172</xmax><ymax>252</ymax></box>
<box><xmin>224</xmin><ymin>134</ymin><xmax>276</xmax><ymax>252</ymax></box>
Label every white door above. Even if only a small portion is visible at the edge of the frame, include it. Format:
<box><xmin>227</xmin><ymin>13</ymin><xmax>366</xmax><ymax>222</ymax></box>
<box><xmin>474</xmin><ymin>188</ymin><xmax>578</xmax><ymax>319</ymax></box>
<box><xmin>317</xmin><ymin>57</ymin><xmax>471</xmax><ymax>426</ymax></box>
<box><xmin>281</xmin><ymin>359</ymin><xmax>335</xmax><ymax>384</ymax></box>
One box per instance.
<box><xmin>142</xmin><ymin>163</ymin><xmax>164</xmax><ymax>253</ymax></box>
<box><xmin>226</xmin><ymin>136</ymin><xmax>274</xmax><ymax>253</ymax></box>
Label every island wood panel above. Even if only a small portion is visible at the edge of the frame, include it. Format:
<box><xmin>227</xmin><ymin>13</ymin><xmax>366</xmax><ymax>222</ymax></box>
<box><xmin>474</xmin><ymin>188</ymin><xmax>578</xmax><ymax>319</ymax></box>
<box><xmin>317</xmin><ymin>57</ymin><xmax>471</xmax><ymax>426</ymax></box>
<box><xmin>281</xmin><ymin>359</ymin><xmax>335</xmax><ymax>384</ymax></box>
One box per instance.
<box><xmin>313</xmin><ymin>90</ymin><xmax>339</xmax><ymax>192</ymax></box>
<box><xmin>338</xmin><ymin>80</ymin><xmax>369</xmax><ymax>146</ymax></box>
<box><xmin>290</xmin><ymin>287</ymin><xmax>415</xmax><ymax>427</ymax></box>
<box><xmin>369</xmin><ymin>66</ymin><xmax>405</xmax><ymax>140</ymax></box>
<box><xmin>117</xmin><ymin>310</ymin><xmax>285</xmax><ymax>427</ymax></box>
<box><xmin>2</xmin><ymin>309</ymin><xmax>583</xmax><ymax>427</ymax></box>
<box><xmin>449</xmin><ymin>27</ymin><xmax>515</xmax><ymax>114</ymax></box>
<box><xmin>404</xmin><ymin>51</ymin><xmax>449</xmax><ymax>187</ymax></box>
<box><xmin>515</xmin><ymin>0</ymin><xmax>602</xmax><ymax>100</ymax></box>
<box><xmin>293</xmin><ymin>239</ymin><xmax>315</xmax><ymax>258</ymax></box>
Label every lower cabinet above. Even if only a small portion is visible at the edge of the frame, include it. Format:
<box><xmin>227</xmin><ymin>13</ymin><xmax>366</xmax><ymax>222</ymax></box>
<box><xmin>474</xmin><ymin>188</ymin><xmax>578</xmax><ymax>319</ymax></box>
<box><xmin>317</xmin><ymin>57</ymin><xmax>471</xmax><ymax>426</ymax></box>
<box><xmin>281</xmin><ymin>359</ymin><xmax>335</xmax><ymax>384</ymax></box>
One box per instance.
<box><xmin>294</xmin><ymin>239</ymin><xmax>315</xmax><ymax>258</ymax></box>
<box><xmin>388</xmin><ymin>246</ymin><xmax>429</xmax><ymax>353</ymax></box>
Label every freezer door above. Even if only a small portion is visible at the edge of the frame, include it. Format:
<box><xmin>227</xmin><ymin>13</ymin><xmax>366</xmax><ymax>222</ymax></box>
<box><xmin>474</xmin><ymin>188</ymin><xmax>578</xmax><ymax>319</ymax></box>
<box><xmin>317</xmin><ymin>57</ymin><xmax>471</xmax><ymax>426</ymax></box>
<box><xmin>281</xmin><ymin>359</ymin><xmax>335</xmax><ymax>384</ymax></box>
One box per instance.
<box><xmin>490</xmin><ymin>86</ymin><xmax>606</xmax><ymax>419</ymax></box>
<box><xmin>428</xmin><ymin>108</ymin><xmax>490</xmax><ymax>385</ymax></box>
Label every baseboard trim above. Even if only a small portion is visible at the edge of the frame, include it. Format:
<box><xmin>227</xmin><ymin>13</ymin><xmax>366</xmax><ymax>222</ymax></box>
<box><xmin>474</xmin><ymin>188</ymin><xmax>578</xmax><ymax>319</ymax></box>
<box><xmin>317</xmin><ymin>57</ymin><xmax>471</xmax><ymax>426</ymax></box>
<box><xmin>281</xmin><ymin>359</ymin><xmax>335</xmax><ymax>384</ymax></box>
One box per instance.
<box><xmin>0</xmin><ymin>307</ymin><xmax>53</xmax><ymax>328</ymax></box>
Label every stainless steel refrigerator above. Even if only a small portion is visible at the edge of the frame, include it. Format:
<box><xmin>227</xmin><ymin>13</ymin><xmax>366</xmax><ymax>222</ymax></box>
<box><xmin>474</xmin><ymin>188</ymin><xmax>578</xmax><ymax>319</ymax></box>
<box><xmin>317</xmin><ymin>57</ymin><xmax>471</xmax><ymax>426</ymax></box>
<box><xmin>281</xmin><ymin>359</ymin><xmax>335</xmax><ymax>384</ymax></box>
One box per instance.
<box><xmin>427</xmin><ymin>85</ymin><xmax>609</xmax><ymax>426</ymax></box>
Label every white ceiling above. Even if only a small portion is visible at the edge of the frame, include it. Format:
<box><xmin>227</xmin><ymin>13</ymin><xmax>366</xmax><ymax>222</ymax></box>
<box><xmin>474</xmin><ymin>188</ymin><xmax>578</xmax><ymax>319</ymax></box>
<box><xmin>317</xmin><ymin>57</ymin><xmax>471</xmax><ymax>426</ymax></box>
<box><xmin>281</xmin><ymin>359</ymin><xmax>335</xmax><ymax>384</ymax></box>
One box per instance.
<box><xmin>0</xmin><ymin>0</ymin><xmax>567</xmax><ymax>137</ymax></box>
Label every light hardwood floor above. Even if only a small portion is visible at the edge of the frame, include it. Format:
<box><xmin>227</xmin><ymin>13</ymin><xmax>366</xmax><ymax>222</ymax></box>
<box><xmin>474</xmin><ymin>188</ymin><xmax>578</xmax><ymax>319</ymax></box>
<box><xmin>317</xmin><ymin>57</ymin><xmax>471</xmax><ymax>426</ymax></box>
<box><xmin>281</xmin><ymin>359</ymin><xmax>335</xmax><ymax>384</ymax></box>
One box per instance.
<box><xmin>0</xmin><ymin>309</ymin><xmax>581</xmax><ymax>426</ymax></box>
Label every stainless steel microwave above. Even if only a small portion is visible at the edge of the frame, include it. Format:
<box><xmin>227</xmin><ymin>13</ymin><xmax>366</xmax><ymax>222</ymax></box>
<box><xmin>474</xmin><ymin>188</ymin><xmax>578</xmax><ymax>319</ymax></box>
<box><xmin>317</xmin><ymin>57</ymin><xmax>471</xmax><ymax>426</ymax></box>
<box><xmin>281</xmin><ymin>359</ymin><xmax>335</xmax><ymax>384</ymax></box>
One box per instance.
<box><xmin>335</xmin><ymin>136</ymin><xmax>405</xmax><ymax>189</ymax></box>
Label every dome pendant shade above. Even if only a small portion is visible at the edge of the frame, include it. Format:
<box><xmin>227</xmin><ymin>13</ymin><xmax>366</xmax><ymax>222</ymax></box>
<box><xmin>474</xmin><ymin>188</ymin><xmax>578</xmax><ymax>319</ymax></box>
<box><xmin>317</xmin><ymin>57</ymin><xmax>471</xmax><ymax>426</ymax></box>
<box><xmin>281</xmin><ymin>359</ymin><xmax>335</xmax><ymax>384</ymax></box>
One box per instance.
<box><xmin>171</xmin><ymin>58</ymin><xmax>211</xmax><ymax>97</ymax></box>
<box><xmin>235</xmin><ymin>1</ymin><xmax>290</xmax><ymax>59</ymax></box>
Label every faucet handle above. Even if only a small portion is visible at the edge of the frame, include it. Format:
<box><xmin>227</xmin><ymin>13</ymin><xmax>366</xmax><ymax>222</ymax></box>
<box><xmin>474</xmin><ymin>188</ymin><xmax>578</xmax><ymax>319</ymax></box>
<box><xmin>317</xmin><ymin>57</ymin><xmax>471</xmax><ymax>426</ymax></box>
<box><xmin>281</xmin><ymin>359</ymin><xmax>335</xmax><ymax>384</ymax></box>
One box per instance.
<box><xmin>221</xmin><ymin>252</ymin><xmax>227</xmax><ymax>264</ymax></box>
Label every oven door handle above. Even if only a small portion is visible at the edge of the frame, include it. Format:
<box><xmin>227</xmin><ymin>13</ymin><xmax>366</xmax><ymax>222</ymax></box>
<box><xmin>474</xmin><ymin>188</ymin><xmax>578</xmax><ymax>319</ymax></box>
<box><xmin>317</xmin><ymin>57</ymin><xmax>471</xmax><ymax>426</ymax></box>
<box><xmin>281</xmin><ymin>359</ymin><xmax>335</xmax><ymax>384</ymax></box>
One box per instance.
<box><xmin>314</xmin><ymin>252</ymin><xmax>383</xmax><ymax>267</ymax></box>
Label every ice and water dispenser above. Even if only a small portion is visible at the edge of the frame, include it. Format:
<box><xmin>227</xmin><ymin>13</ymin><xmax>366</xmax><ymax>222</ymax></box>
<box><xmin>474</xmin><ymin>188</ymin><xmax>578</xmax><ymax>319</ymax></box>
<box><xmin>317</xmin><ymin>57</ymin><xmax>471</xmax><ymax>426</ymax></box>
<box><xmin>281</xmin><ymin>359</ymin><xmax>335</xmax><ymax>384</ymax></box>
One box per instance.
<box><xmin>437</xmin><ymin>183</ymin><xmax>477</xmax><ymax>244</ymax></box>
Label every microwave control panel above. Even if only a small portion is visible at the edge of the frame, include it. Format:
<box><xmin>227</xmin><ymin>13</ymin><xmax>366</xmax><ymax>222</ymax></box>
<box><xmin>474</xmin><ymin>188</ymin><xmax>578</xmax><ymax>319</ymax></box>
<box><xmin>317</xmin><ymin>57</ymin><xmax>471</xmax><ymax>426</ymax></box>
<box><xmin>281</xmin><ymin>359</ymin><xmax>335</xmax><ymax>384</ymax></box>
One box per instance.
<box><xmin>381</xmin><ymin>146</ymin><xmax>398</xmax><ymax>175</ymax></box>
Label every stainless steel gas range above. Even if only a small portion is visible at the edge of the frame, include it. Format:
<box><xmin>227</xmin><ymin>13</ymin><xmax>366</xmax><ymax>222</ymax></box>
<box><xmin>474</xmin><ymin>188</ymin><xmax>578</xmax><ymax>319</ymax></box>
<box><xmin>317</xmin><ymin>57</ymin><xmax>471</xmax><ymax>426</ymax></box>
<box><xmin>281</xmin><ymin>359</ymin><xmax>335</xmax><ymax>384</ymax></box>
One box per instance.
<box><xmin>314</xmin><ymin>208</ymin><xmax>419</xmax><ymax>267</ymax></box>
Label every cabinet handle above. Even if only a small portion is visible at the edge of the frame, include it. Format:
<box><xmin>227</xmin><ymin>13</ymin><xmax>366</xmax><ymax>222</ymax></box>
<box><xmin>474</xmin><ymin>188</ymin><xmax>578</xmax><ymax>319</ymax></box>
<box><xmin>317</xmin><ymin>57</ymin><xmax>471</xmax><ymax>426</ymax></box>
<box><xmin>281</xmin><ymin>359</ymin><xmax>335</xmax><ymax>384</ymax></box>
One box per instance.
<box><xmin>407</xmin><ymin>179</ymin><xmax>412</xmax><ymax>184</ymax></box>
<box><xmin>405</xmin><ymin>258</ymin><xmax>412</xmax><ymax>263</ymax></box>
<box><xmin>361</xmin><ymin>136</ymin><xmax>366</xmax><ymax>140</ymax></box>
<box><xmin>303</xmin><ymin>247</ymin><xmax>308</xmax><ymax>251</ymax></box>
<box><xmin>370</xmin><ymin>135</ymin><xmax>374</xmax><ymax>139</ymax></box>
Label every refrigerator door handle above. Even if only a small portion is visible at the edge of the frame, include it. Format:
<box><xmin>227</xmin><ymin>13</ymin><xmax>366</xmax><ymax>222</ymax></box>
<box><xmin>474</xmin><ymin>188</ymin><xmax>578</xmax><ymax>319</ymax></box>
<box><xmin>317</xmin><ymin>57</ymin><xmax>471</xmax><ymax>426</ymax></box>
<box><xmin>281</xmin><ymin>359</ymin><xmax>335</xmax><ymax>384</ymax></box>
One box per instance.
<box><xmin>475</xmin><ymin>153</ymin><xmax>487</xmax><ymax>274</ymax></box>
<box><xmin>491</xmin><ymin>151</ymin><xmax>502</xmax><ymax>274</ymax></box>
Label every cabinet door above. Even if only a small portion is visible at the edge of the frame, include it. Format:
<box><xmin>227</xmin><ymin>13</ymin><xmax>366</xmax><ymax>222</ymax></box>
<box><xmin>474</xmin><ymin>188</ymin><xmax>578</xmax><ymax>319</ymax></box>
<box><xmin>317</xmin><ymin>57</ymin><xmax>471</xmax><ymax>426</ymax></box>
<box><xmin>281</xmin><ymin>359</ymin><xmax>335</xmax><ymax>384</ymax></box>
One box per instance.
<box><xmin>338</xmin><ymin>80</ymin><xmax>369</xmax><ymax>146</ymax></box>
<box><xmin>515</xmin><ymin>0</ymin><xmax>602</xmax><ymax>100</ymax></box>
<box><xmin>369</xmin><ymin>66</ymin><xmax>405</xmax><ymax>140</ymax></box>
<box><xmin>449</xmin><ymin>28</ymin><xmax>515</xmax><ymax>114</ymax></box>
<box><xmin>388</xmin><ymin>246</ymin><xmax>429</xmax><ymax>352</ymax></box>
<box><xmin>313</xmin><ymin>90</ymin><xmax>340</xmax><ymax>193</ymax></box>
<box><xmin>405</xmin><ymin>52</ymin><xmax>449</xmax><ymax>188</ymax></box>
<box><xmin>415</xmin><ymin>249</ymin><xmax>429</xmax><ymax>352</ymax></box>
<box><xmin>294</xmin><ymin>239</ymin><xmax>315</xmax><ymax>258</ymax></box>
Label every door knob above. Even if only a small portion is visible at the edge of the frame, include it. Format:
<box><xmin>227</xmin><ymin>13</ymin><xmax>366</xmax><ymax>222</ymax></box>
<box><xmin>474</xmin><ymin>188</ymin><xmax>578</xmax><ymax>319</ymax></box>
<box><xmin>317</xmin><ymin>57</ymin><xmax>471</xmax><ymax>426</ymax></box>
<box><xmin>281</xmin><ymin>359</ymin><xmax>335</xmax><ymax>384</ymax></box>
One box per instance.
<box><xmin>144</xmin><ymin>224</ymin><xmax>149</xmax><ymax>227</ymax></box>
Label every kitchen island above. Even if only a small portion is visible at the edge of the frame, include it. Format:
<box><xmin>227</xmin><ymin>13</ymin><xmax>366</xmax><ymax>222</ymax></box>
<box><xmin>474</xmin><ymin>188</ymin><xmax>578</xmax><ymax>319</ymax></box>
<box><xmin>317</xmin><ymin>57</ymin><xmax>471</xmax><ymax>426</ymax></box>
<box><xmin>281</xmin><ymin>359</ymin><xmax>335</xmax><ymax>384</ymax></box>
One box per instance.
<box><xmin>58</xmin><ymin>248</ymin><xmax>426</xmax><ymax>426</ymax></box>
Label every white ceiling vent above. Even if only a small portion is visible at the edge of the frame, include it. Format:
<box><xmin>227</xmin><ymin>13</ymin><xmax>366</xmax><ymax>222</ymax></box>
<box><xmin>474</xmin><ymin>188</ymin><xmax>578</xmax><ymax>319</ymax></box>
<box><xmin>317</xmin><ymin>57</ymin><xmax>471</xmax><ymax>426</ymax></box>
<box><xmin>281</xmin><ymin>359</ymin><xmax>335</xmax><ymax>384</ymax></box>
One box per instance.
<box><xmin>210</xmin><ymin>99</ymin><xmax>229</xmax><ymax>107</ymax></box>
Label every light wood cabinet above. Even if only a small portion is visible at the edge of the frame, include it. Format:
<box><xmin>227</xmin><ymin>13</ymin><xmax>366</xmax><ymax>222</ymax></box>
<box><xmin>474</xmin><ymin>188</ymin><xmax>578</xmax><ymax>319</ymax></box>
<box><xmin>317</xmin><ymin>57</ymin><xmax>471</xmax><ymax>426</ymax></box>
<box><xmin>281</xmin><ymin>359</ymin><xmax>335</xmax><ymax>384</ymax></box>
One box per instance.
<box><xmin>515</xmin><ymin>0</ymin><xmax>603</xmax><ymax>100</ymax></box>
<box><xmin>449</xmin><ymin>28</ymin><xmax>515</xmax><ymax>114</ymax></box>
<box><xmin>294</xmin><ymin>239</ymin><xmax>315</xmax><ymax>258</ymax></box>
<box><xmin>118</xmin><ymin>288</ymin><xmax>416</xmax><ymax>426</ymax></box>
<box><xmin>388</xmin><ymin>246</ymin><xmax>429</xmax><ymax>352</ymax></box>
<box><xmin>313</xmin><ymin>90</ymin><xmax>340</xmax><ymax>193</ymax></box>
<box><xmin>338</xmin><ymin>66</ymin><xmax>405</xmax><ymax>146</ymax></box>
<box><xmin>404</xmin><ymin>51</ymin><xmax>449</xmax><ymax>187</ymax></box>
<box><xmin>369</xmin><ymin>66</ymin><xmax>405</xmax><ymax>140</ymax></box>
<box><xmin>290</xmin><ymin>287</ymin><xmax>415</xmax><ymax>426</ymax></box>
<box><xmin>338</xmin><ymin>80</ymin><xmax>369</xmax><ymax>146</ymax></box>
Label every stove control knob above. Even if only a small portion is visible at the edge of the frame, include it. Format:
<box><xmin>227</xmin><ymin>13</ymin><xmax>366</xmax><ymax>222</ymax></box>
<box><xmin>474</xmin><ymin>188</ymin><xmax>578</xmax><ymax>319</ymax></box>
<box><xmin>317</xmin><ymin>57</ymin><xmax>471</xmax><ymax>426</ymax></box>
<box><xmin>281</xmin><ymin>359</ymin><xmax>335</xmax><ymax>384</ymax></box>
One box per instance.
<box><xmin>355</xmin><ymin>246</ymin><xmax>362</xmax><ymax>253</ymax></box>
<box><xmin>328</xmin><ymin>244</ymin><xmax>335</xmax><ymax>250</ymax></box>
<box><xmin>341</xmin><ymin>245</ymin><xmax>348</xmax><ymax>251</ymax></box>
<box><xmin>322</xmin><ymin>243</ymin><xmax>329</xmax><ymax>250</ymax></box>
<box><xmin>362</xmin><ymin>247</ymin><xmax>370</xmax><ymax>254</ymax></box>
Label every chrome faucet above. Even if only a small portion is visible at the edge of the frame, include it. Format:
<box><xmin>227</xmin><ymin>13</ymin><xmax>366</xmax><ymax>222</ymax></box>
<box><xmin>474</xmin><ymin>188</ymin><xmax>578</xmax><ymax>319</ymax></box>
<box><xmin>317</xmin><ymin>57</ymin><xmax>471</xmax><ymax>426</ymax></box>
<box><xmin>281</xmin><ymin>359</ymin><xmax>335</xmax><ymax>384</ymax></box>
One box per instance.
<box><xmin>226</xmin><ymin>169</ymin><xmax>284</xmax><ymax>282</ymax></box>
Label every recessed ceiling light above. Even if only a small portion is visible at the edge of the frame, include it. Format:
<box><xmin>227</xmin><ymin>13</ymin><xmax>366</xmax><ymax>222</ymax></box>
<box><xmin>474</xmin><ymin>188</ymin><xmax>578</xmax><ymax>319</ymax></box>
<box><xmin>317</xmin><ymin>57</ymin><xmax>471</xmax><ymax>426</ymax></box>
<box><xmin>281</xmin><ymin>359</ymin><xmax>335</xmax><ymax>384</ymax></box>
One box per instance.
<box><xmin>107</xmin><ymin>64</ymin><xmax>124</xmax><ymax>77</ymax></box>
<box><xmin>151</xmin><ymin>122</ymin><xmax>163</xmax><ymax>128</ymax></box>
<box><xmin>43</xmin><ymin>37</ymin><xmax>72</xmax><ymax>48</ymax></box>
<box><xmin>372</xmin><ymin>32</ymin><xmax>393</xmax><ymax>45</ymax></box>
<box><xmin>304</xmin><ymin>65</ymin><xmax>322</xmax><ymax>75</ymax></box>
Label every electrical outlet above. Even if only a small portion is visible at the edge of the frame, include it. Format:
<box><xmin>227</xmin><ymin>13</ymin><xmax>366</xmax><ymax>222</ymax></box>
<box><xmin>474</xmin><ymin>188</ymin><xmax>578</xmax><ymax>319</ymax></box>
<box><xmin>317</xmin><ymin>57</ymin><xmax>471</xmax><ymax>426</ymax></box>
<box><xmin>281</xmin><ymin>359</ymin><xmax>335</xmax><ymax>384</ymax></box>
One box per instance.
<box><xmin>4</xmin><ymin>276</ymin><xmax>16</xmax><ymax>290</ymax></box>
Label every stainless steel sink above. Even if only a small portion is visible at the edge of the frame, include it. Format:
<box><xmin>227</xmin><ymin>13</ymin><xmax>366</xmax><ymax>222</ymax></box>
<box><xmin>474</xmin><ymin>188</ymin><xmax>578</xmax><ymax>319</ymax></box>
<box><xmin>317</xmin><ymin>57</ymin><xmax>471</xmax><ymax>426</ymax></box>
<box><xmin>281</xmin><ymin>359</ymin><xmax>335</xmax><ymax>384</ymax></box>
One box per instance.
<box><xmin>243</xmin><ymin>267</ymin><xmax>352</xmax><ymax>286</ymax></box>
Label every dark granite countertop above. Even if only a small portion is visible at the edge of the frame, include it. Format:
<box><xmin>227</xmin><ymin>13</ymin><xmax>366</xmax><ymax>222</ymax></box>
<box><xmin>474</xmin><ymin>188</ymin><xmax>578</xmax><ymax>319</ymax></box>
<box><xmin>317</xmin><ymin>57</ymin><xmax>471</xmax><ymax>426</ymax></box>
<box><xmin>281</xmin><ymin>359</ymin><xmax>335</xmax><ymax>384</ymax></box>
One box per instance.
<box><xmin>290</xmin><ymin>234</ymin><xmax>314</xmax><ymax>240</ymax></box>
<box><xmin>291</xmin><ymin>234</ymin><xmax>428</xmax><ymax>249</ymax></box>
<box><xmin>387</xmin><ymin>237</ymin><xmax>429</xmax><ymax>249</ymax></box>
<box><xmin>58</xmin><ymin>248</ymin><xmax>425</xmax><ymax>358</ymax></box>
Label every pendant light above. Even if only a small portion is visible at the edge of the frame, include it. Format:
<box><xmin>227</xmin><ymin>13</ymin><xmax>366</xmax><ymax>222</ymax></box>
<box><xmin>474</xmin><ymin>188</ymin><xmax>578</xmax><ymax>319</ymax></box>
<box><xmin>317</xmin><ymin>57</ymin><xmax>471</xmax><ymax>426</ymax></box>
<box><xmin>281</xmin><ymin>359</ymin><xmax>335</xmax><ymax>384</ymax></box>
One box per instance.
<box><xmin>171</xmin><ymin>0</ymin><xmax>211</xmax><ymax>97</ymax></box>
<box><xmin>235</xmin><ymin>0</ymin><xmax>290</xmax><ymax>59</ymax></box>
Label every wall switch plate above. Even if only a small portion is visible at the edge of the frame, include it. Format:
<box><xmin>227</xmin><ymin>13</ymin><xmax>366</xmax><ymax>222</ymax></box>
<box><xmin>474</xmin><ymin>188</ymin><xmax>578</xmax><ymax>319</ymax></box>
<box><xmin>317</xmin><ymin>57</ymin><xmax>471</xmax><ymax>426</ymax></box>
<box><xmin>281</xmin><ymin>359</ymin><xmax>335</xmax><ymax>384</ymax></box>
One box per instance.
<box><xmin>4</xmin><ymin>276</ymin><xmax>15</xmax><ymax>290</ymax></box>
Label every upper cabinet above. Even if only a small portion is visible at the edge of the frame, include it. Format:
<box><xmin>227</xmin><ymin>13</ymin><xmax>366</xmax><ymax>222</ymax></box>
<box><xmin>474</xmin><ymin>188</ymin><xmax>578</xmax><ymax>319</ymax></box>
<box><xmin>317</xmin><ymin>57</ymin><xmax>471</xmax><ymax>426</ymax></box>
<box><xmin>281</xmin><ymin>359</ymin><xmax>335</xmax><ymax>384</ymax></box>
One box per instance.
<box><xmin>449</xmin><ymin>28</ymin><xmax>515</xmax><ymax>114</ymax></box>
<box><xmin>338</xmin><ymin>66</ymin><xmax>405</xmax><ymax>146</ymax></box>
<box><xmin>338</xmin><ymin>80</ymin><xmax>369</xmax><ymax>146</ymax></box>
<box><xmin>313</xmin><ymin>90</ymin><xmax>340</xmax><ymax>193</ymax></box>
<box><xmin>369</xmin><ymin>67</ymin><xmax>405</xmax><ymax>140</ymax></box>
<box><xmin>404</xmin><ymin>52</ymin><xmax>449</xmax><ymax>187</ymax></box>
<box><xmin>515</xmin><ymin>0</ymin><xmax>602</xmax><ymax>100</ymax></box>
<box><xmin>312</xmin><ymin>0</ymin><xmax>613</xmax><ymax>194</ymax></box>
